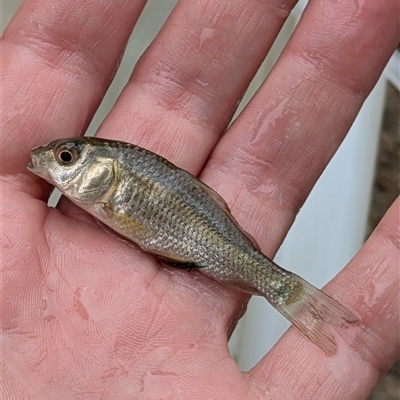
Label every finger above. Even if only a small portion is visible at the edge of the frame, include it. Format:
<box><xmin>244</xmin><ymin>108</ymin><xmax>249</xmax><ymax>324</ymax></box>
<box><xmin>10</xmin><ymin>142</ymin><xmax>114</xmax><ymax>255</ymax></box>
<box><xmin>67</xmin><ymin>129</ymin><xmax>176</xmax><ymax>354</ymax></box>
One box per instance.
<box><xmin>1</xmin><ymin>0</ymin><xmax>146</xmax><ymax>183</ymax></box>
<box><xmin>248</xmin><ymin>196</ymin><xmax>399</xmax><ymax>400</ymax></box>
<box><xmin>201</xmin><ymin>0</ymin><xmax>399</xmax><ymax>253</ymax></box>
<box><xmin>94</xmin><ymin>0</ymin><xmax>298</xmax><ymax>171</ymax></box>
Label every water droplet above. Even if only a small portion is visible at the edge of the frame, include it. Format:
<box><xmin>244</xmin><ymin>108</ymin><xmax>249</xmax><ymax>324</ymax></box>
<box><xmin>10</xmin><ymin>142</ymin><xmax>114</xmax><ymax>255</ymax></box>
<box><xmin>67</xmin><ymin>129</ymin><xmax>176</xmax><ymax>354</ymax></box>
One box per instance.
<box><xmin>199</xmin><ymin>27</ymin><xmax>215</xmax><ymax>47</ymax></box>
<box><xmin>195</xmin><ymin>78</ymin><xmax>209</xmax><ymax>87</ymax></box>
<box><xmin>250</xmin><ymin>97</ymin><xmax>288</xmax><ymax>145</ymax></box>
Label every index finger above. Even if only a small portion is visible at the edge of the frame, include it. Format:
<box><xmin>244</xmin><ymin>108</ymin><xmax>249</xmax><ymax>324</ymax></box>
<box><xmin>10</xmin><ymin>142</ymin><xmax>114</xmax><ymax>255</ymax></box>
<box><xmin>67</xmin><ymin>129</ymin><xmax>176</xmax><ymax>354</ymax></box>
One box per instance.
<box><xmin>1</xmin><ymin>0</ymin><xmax>147</xmax><ymax>176</ymax></box>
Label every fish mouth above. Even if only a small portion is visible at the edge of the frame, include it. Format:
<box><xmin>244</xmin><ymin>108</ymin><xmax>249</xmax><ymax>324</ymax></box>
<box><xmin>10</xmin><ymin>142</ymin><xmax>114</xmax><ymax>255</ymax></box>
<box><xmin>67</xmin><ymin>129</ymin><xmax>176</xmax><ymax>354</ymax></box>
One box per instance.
<box><xmin>26</xmin><ymin>153</ymin><xmax>41</xmax><ymax>173</ymax></box>
<box><xmin>26</xmin><ymin>148</ymin><xmax>48</xmax><ymax>177</ymax></box>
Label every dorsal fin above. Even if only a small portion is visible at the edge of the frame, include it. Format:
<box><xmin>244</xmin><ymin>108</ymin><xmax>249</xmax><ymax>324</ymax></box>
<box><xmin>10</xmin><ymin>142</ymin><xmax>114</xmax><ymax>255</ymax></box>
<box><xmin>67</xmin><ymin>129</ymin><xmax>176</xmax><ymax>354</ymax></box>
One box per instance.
<box><xmin>188</xmin><ymin>174</ymin><xmax>262</xmax><ymax>252</ymax></box>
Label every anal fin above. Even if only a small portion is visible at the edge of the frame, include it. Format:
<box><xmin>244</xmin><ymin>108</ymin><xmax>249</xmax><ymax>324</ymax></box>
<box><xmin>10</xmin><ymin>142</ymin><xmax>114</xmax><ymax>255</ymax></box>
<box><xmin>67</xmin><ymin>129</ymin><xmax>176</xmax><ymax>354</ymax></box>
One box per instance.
<box><xmin>220</xmin><ymin>278</ymin><xmax>262</xmax><ymax>296</ymax></box>
<box><xmin>159</xmin><ymin>258</ymin><xmax>205</xmax><ymax>272</ymax></box>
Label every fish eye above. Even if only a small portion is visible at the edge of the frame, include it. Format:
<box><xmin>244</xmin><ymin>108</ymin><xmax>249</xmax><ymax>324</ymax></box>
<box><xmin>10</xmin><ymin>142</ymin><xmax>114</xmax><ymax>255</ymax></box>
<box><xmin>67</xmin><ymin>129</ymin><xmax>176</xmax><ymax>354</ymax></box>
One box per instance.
<box><xmin>55</xmin><ymin>144</ymin><xmax>80</xmax><ymax>166</ymax></box>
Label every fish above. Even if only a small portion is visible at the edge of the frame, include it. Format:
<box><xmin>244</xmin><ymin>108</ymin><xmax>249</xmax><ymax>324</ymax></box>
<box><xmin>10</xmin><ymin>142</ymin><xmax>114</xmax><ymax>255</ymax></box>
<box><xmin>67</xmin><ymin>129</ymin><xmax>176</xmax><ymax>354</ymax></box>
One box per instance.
<box><xmin>27</xmin><ymin>137</ymin><xmax>359</xmax><ymax>355</ymax></box>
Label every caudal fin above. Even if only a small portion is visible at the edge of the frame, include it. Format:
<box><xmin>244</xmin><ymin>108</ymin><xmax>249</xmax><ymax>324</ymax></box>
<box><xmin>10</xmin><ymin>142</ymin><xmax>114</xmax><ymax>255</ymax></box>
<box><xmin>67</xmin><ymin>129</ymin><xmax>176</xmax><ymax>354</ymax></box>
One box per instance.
<box><xmin>271</xmin><ymin>274</ymin><xmax>359</xmax><ymax>356</ymax></box>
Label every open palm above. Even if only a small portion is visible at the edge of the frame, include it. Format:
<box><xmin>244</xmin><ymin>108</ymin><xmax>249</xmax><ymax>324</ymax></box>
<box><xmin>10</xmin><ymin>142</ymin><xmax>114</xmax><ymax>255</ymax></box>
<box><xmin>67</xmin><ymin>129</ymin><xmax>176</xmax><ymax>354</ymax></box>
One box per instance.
<box><xmin>2</xmin><ymin>1</ymin><xmax>399</xmax><ymax>399</ymax></box>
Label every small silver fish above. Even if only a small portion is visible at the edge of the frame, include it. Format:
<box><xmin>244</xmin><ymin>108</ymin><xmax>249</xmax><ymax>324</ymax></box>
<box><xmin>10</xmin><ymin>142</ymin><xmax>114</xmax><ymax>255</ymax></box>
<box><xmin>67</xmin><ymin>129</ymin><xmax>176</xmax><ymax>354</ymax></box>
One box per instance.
<box><xmin>27</xmin><ymin>137</ymin><xmax>359</xmax><ymax>355</ymax></box>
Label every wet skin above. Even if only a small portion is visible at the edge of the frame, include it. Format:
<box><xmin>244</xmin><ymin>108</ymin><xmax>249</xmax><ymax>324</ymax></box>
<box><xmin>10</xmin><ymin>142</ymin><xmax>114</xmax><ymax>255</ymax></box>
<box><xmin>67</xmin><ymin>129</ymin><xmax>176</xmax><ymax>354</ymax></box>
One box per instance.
<box><xmin>1</xmin><ymin>0</ymin><xmax>399</xmax><ymax>399</ymax></box>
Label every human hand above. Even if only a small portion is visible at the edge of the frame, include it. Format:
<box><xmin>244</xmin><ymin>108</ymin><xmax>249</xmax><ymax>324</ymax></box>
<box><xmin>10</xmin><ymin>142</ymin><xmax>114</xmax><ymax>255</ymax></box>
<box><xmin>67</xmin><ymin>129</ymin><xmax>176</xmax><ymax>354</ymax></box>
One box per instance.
<box><xmin>2</xmin><ymin>0</ymin><xmax>399</xmax><ymax>399</ymax></box>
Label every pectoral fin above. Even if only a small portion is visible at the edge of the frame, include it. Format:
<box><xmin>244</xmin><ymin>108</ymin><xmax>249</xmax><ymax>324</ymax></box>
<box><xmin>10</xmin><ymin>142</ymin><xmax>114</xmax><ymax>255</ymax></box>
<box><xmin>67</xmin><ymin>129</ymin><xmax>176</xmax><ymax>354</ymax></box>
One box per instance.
<box><xmin>97</xmin><ymin>203</ymin><xmax>152</xmax><ymax>240</ymax></box>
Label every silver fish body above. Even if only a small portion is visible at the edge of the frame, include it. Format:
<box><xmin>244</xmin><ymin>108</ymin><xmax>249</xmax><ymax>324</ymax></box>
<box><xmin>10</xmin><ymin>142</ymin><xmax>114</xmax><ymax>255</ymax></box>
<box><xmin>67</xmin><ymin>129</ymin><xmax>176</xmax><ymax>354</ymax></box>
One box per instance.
<box><xmin>28</xmin><ymin>137</ymin><xmax>359</xmax><ymax>355</ymax></box>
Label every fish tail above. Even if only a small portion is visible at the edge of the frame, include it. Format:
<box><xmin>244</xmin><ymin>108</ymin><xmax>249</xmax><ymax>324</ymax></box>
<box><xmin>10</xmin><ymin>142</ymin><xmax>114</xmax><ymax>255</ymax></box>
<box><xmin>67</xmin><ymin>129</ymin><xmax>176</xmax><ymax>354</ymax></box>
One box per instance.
<box><xmin>267</xmin><ymin>271</ymin><xmax>359</xmax><ymax>356</ymax></box>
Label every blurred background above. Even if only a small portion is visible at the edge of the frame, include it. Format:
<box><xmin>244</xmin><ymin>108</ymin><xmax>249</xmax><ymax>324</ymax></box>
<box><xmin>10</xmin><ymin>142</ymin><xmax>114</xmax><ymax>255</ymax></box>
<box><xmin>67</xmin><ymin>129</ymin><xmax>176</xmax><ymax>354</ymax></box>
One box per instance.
<box><xmin>2</xmin><ymin>0</ymin><xmax>399</xmax><ymax>398</ymax></box>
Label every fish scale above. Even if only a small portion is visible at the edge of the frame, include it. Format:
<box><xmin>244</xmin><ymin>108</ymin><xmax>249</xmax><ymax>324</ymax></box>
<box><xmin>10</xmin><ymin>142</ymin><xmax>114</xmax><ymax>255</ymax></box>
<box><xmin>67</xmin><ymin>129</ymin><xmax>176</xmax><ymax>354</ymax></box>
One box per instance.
<box><xmin>28</xmin><ymin>136</ymin><xmax>359</xmax><ymax>355</ymax></box>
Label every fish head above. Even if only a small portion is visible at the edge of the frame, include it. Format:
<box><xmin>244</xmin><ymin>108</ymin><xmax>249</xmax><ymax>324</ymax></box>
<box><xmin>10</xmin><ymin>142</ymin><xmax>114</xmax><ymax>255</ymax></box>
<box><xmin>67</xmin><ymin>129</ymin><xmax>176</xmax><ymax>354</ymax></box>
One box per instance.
<box><xmin>27</xmin><ymin>137</ymin><xmax>116</xmax><ymax>203</ymax></box>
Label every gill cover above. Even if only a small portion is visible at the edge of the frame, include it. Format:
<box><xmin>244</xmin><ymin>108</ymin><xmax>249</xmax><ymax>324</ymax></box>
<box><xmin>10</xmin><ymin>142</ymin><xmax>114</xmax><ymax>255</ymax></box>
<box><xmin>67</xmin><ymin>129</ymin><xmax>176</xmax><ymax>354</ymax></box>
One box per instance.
<box><xmin>51</xmin><ymin>139</ymin><xmax>116</xmax><ymax>202</ymax></box>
